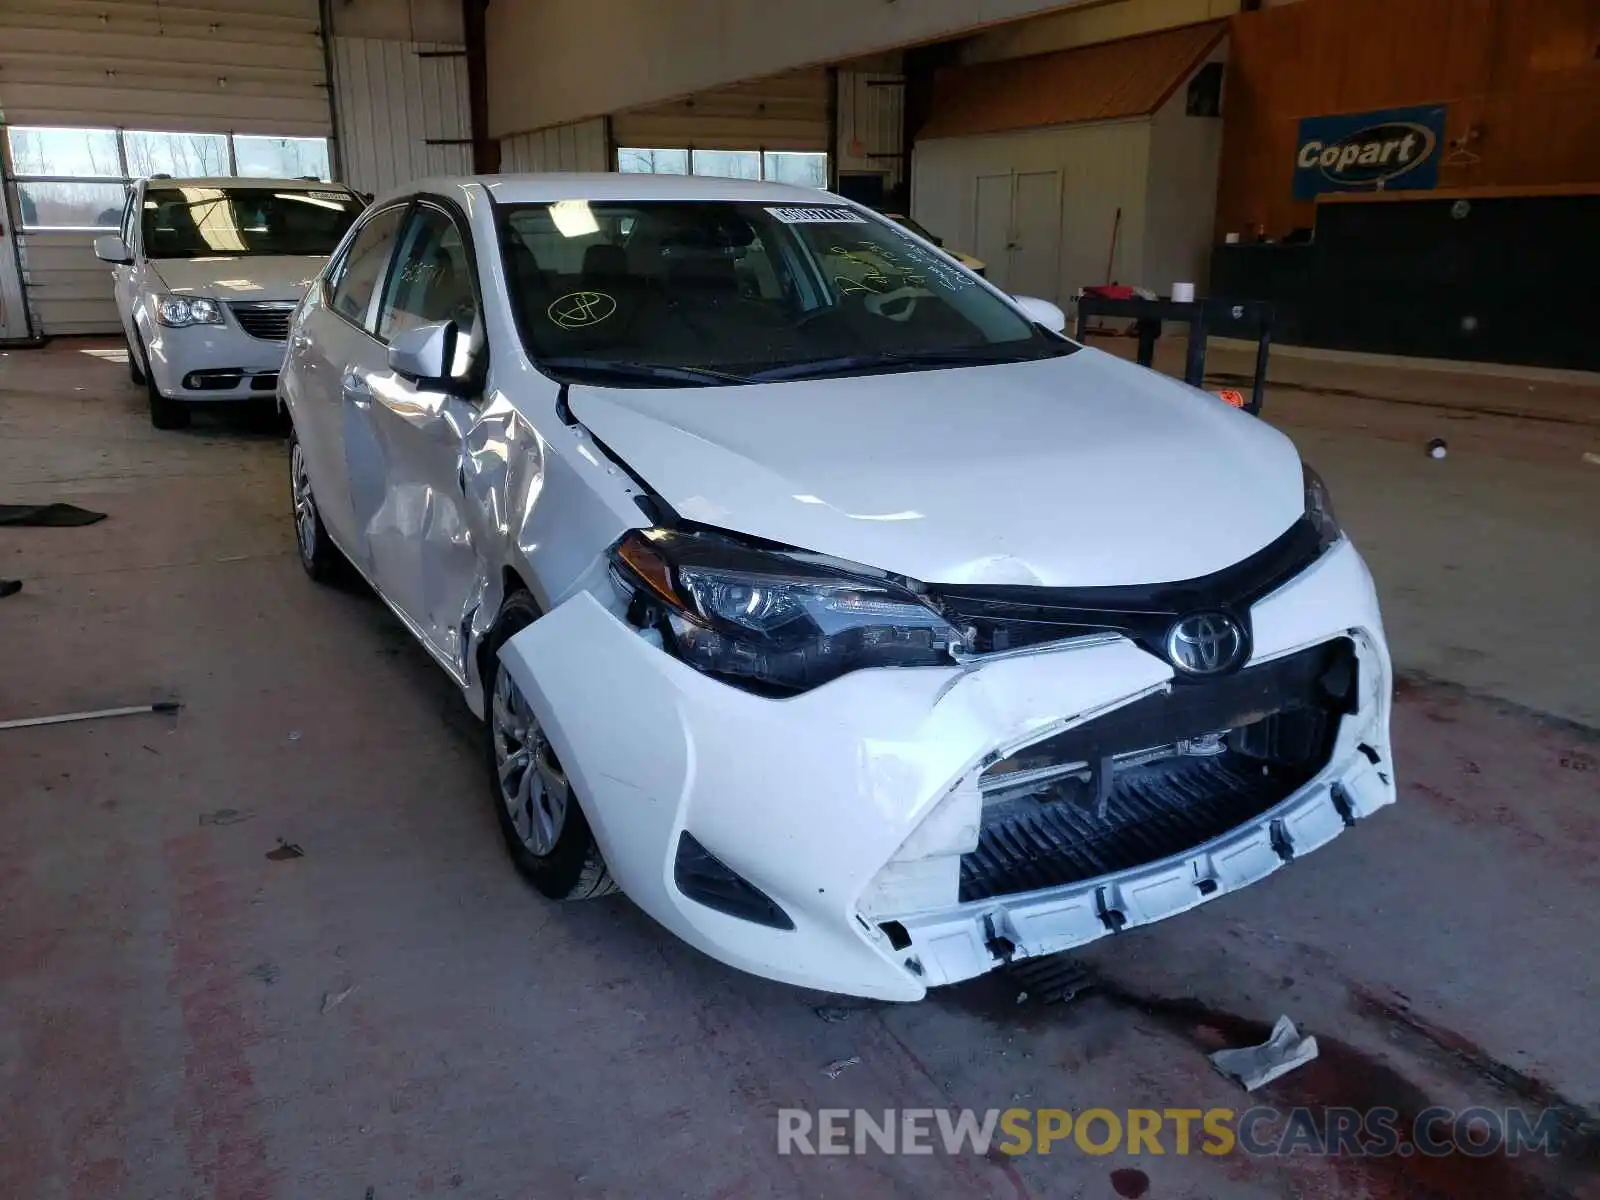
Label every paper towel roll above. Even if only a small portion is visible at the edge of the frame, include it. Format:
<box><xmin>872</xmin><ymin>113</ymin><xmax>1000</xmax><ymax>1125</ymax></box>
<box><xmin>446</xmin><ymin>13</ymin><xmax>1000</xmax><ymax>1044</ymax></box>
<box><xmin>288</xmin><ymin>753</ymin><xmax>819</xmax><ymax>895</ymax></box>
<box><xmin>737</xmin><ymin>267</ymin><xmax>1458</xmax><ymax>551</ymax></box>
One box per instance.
<box><xmin>1171</xmin><ymin>282</ymin><xmax>1196</xmax><ymax>303</ymax></box>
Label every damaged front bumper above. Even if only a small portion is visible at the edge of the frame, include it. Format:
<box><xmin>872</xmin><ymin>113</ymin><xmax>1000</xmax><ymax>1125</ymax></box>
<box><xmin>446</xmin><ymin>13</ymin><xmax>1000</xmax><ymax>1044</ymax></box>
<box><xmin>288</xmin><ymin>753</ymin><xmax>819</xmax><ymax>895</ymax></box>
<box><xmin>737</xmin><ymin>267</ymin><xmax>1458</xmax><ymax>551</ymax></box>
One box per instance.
<box><xmin>498</xmin><ymin>539</ymin><xmax>1394</xmax><ymax>1001</ymax></box>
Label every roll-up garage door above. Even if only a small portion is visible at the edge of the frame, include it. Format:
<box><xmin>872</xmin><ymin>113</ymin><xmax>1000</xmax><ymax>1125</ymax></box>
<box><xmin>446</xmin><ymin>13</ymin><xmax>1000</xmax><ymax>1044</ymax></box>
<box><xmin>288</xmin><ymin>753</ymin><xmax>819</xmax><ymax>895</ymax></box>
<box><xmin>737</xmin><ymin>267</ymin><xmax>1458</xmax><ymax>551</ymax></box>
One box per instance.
<box><xmin>0</xmin><ymin>0</ymin><xmax>329</xmax><ymax>335</ymax></box>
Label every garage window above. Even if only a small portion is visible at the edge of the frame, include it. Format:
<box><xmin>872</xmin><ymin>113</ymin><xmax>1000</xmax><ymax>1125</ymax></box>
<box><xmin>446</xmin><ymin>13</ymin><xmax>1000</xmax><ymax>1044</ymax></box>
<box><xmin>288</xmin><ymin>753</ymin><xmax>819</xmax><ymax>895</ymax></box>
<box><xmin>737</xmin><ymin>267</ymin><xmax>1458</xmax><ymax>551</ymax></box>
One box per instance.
<box><xmin>6</xmin><ymin>126</ymin><xmax>125</xmax><ymax>230</ymax></box>
<box><xmin>617</xmin><ymin>149</ymin><xmax>689</xmax><ymax>175</ymax></box>
<box><xmin>618</xmin><ymin>147</ymin><xmax>827</xmax><ymax>188</ymax></box>
<box><xmin>124</xmin><ymin>131</ymin><xmax>230</xmax><ymax>178</ymax></box>
<box><xmin>234</xmin><ymin>136</ymin><xmax>332</xmax><ymax>181</ymax></box>
<box><xmin>4</xmin><ymin>126</ymin><xmax>336</xmax><ymax>230</ymax></box>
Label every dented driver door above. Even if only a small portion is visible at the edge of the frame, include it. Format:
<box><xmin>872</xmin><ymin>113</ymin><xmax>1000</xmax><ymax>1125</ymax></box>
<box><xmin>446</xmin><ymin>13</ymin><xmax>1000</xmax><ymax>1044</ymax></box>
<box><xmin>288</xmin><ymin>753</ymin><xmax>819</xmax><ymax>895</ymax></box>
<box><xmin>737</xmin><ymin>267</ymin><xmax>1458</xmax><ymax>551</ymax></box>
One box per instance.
<box><xmin>355</xmin><ymin>202</ymin><xmax>487</xmax><ymax>677</ymax></box>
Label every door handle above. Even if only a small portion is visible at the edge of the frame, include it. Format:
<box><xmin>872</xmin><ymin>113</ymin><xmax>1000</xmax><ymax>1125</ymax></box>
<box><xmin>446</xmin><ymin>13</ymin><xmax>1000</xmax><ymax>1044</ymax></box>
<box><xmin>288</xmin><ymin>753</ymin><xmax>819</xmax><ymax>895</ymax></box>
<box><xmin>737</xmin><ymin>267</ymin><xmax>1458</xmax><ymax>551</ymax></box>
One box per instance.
<box><xmin>340</xmin><ymin>368</ymin><xmax>371</xmax><ymax>406</ymax></box>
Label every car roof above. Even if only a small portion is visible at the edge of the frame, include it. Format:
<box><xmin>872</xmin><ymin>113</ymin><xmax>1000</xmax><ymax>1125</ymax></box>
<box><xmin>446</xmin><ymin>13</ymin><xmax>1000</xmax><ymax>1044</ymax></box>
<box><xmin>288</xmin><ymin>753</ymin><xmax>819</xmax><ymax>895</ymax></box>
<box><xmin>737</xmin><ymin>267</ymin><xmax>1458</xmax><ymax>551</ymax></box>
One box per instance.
<box><xmin>142</xmin><ymin>177</ymin><xmax>354</xmax><ymax>191</ymax></box>
<box><xmin>371</xmin><ymin>172</ymin><xmax>856</xmax><ymax>209</ymax></box>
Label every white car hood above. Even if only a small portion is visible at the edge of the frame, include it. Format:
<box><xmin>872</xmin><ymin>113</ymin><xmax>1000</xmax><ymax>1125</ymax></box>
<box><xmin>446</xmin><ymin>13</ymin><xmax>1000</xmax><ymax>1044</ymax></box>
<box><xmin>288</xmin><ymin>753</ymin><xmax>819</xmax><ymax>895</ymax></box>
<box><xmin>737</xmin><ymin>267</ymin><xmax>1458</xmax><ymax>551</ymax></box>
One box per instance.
<box><xmin>149</xmin><ymin>255</ymin><xmax>326</xmax><ymax>302</ymax></box>
<box><xmin>568</xmin><ymin>347</ymin><xmax>1306</xmax><ymax>588</ymax></box>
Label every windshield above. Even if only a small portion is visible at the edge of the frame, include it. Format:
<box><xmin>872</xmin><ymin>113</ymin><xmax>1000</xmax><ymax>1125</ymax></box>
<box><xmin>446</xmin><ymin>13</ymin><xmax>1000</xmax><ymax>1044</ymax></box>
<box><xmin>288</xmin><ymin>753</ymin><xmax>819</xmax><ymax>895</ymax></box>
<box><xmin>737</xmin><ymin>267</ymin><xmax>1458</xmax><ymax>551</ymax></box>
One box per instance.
<box><xmin>497</xmin><ymin>199</ymin><xmax>1074</xmax><ymax>385</ymax></box>
<box><xmin>888</xmin><ymin>213</ymin><xmax>938</xmax><ymax>243</ymax></box>
<box><xmin>142</xmin><ymin>186</ymin><xmax>362</xmax><ymax>259</ymax></box>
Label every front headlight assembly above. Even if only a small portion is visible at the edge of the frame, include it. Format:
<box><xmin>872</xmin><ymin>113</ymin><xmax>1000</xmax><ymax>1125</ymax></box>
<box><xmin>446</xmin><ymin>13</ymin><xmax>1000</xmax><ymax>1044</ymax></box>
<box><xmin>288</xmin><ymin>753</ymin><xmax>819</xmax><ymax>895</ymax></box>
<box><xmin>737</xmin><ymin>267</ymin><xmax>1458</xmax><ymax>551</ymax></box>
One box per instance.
<box><xmin>1303</xmin><ymin>463</ymin><xmax>1342</xmax><ymax>551</ymax></box>
<box><xmin>610</xmin><ymin>528</ymin><xmax>965</xmax><ymax>694</ymax></box>
<box><xmin>155</xmin><ymin>294</ymin><xmax>223</xmax><ymax>327</ymax></box>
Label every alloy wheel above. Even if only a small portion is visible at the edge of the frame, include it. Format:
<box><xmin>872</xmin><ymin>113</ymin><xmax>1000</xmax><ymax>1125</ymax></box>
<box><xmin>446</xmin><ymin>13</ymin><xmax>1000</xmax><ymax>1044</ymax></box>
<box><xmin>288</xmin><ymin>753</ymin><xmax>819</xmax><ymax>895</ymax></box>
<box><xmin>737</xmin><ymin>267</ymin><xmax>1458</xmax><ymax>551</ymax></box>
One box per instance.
<box><xmin>290</xmin><ymin>442</ymin><xmax>317</xmax><ymax>565</ymax></box>
<box><xmin>491</xmin><ymin>664</ymin><xmax>569</xmax><ymax>856</ymax></box>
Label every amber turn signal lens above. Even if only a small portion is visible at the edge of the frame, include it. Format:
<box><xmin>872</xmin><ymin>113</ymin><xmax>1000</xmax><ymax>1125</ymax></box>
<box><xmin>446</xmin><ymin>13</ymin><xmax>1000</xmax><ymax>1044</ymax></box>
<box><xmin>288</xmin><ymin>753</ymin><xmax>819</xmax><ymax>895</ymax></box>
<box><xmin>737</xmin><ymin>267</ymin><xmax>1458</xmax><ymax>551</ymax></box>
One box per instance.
<box><xmin>615</xmin><ymin>532</ymin><xmax>678</xmax><ymax>605</ymax></box>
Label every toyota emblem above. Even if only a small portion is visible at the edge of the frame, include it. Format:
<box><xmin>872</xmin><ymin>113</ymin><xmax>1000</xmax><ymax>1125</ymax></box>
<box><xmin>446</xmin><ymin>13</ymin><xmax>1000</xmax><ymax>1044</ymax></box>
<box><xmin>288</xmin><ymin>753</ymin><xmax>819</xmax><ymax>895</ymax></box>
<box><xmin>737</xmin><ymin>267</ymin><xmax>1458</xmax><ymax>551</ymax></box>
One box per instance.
<box><xmin>1165</xmin><ymin>612</ymin><xmax>1246</xmax><ymax>675</ymax></box>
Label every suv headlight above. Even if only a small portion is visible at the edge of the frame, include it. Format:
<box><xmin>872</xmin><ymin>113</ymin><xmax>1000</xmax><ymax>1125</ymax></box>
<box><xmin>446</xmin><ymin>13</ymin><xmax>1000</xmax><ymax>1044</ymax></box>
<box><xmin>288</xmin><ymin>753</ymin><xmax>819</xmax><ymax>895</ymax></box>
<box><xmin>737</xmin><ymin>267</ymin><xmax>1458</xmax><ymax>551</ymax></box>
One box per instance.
<box><xmin>155</xmin><ymin>295</ymin><xmax>223</xmax><ymax>327</ymax></box>
<box><xmin>610</xmin><ymin>528</ymin><xmax>965</xmax><ymax>694</ymax></box>
<box><xmin>1303</xmin><ymin>463</ymin><xmax>1342</xmax><ymax>550</ymax></box>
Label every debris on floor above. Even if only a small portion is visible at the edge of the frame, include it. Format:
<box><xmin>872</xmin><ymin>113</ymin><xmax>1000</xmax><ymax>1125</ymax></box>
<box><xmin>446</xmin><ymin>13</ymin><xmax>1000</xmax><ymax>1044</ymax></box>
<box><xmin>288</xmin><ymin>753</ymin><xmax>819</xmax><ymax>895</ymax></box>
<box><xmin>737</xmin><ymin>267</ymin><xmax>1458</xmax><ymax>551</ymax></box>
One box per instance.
<box><xmin>266</xmin><ymin>839</ymin><xmax>305</xmax><ymax>861</ymax></box>
<box><xmin>0</xmin><ymin>699</ymin><xmax>181</xmax><ymax>731</ymax></box>
<box><xmin>1427</xmin><ymin>438</ymin><xmax>1448</xmax><ymax>459</ymax></box>
<box><xmin>1009</xmin><ymin>953</ymin><xmax>1095</xmax><ymax>1006</ymax></box>
<box><xmin>247</xmin><ymin>961</ymin><xmax>279</xmax><ymax>986</ymax></box>
<box><xmin>1583</xmin><ymin>452</ymin><xmax>1600</xmax><ymax>467</ymax></box>
<box><xmin>0</xmin><ymin>502</ymin><xmax>107</xmax><ymax>526</ymax></box>
<box><xmin>1208</xmin><ymin>1014</ymin><xmax>1319</xmax><ymax>1091</ymax></box>
<box><xmin>321</xmin><ymin>984</ymin><xmax>359</xmax><ymax>1014</ymax></box>
<box><xmin>814</xmin><ymin>1005</ymin><xmax>855</xmax><ymax>1023</ymax></box>
<box><xmin>822</xmin><ymin>1056</ymin><xmax>861</xmax><ymax>1079</ymax></box>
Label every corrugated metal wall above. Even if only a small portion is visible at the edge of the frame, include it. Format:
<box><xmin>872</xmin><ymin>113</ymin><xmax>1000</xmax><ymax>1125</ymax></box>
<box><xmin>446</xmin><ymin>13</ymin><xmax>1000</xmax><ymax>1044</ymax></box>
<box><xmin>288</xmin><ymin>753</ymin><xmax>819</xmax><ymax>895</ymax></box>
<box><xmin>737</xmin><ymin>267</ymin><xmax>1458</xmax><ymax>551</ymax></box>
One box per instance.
<box><xmin>0</xmin><ymin>0</ymin><xmax>328</xmax><ymax>134</ymax></box>
<box><xmin>500</xmin><ymin>120</ymin><xmax>610</xmax><ymax>172</ymax></box>
<box><xmin>611</xmin><ymin>70</ymin><xmax>829</xmax><ymax>153</ymax></box>
<box><xmin>836</xmin><ymin>71</ymin><xmax>905</xmax><ymax>193</ymax></box>
<box><xmin>0</xmin><ymin>0</ymin><xmax>328</xmax><ymax>334</ymax></box>
<box><xmin>330</xmin><ymin>38</ymin><xmax>471</xmax><ymax>195</ymax></box>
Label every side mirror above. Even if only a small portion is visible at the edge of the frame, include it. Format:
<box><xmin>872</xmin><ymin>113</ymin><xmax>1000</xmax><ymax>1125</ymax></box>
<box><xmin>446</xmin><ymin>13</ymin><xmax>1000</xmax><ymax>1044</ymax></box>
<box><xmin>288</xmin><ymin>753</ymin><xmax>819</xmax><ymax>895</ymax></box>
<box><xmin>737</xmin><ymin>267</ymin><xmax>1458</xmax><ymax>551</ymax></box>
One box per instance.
<box><xmin>388</xmin><ymin>321</ymin><xmax>456</xmax><ymax>385</ymax></box>
<box><xmin>1013</xmin><ymin>295</ymin><xmax>1067</xmax><ymax>334</ymax></box>
<box><xmin>94</xmin><ymin>234</ymin><xmax>133</xmax><ymax>265</ymax></box>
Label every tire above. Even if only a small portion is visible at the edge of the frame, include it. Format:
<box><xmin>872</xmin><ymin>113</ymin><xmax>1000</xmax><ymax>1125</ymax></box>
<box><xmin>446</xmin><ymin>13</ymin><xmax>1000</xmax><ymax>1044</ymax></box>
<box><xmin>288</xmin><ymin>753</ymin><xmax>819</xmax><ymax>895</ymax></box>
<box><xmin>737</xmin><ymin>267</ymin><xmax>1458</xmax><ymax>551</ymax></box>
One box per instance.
<box><xmin>483</xmin><ymin>590</ymin><xmax>615</xmax><ymax>900</ymax></box>
<box><xmin>134</xmin><ymin>331</ymin><xmax>188</xmax><ymax>429</ymax></box>
<box><xmin>288</xmin><ymin>428</ymin><xmax>344</xmax><ymax>584</ymax></box>
<box><xmin>127</xmin><ymin>337</ymin><xmax>146</xmax><ymax>385</ymax></box>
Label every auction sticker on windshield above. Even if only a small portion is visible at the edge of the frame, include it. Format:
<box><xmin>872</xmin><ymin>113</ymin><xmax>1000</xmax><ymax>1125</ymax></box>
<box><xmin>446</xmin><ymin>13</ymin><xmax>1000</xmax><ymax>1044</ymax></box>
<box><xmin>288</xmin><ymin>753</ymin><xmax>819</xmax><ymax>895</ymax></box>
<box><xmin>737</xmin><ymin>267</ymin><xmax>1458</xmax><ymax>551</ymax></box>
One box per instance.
<box><xmin>765</xmin><ymin>206</ymin><xmax>866</xmax><ymax>224</ymax></box>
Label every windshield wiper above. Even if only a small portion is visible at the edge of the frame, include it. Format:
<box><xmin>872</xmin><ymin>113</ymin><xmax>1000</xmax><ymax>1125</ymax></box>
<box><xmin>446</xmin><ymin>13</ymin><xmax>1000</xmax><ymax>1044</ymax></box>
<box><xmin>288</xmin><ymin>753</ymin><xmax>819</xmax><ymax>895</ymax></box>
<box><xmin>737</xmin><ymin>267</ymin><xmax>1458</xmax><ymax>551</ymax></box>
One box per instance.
<box><xmin>746</xmin><ymin>345</ymin><xmax>1053</xmax><ymax>383</ymax></box>
<box><xmin>535</xmin><ymin>357</ymin><xmax>751</xmax><ymax>387</ymax></box>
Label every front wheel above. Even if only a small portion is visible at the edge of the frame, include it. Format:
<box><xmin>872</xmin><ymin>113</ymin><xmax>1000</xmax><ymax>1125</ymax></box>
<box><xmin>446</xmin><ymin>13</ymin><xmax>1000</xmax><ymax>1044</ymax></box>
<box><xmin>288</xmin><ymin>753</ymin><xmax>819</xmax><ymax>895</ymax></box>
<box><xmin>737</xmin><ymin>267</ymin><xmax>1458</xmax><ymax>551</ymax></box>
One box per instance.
<box><xmin>126</xmin><ymin>337</ymin><xmax>146</xmax><ymax>385</ymax></box>
<box><xmin>288</xmin><ymin>429</ymin><xmax>344</xmax><ymax>583</ymax></box>
<box><xmin>483</xmin><ymin>591</ymin><xmax>615</xmax><ymax>900</ymax></box>
<box><xmin>134</xmin><ymin>331</ymin><xmax>188</xmax><ymax>429</ymax></box>
<box><xmin>148</xmin><ymin>388</ymin><xmax>188</xmax><ymax>429</ymax></box>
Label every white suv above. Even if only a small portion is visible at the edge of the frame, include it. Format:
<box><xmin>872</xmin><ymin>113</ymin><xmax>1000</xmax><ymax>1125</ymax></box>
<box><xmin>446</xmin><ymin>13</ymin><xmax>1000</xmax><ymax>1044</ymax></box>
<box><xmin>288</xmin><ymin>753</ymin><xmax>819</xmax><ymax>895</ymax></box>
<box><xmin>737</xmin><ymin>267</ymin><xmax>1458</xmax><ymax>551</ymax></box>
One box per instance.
<box><xmin>95</xmin><ymin>177</ymin><xmax>364</xmax><ymax>428</ymax></box>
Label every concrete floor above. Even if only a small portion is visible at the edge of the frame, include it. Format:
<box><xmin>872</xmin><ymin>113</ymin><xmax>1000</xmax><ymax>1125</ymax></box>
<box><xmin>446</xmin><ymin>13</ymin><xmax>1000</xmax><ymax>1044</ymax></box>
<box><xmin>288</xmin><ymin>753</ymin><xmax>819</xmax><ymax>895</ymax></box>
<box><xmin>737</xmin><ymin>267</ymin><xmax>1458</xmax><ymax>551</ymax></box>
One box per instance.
<box><xmin>2</xmin><ymin>339</ymin><xmax>1597</xmax><ymax>1200</ymax></box>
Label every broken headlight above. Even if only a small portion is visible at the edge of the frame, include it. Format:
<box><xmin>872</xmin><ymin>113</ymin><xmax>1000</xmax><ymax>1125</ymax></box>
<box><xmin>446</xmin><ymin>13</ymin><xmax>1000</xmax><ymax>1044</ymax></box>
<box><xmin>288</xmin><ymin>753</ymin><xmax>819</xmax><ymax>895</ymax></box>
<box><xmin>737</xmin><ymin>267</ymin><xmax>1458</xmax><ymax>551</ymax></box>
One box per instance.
<box><xmin>1303</xmin><ymin>463</ymin><xmax>1342</xmax><ymax>551</ymax></box>
<box><xmin>610</xmin><ymin>528</ymin><xmax>965</xmax><ymax>693</ymax></box>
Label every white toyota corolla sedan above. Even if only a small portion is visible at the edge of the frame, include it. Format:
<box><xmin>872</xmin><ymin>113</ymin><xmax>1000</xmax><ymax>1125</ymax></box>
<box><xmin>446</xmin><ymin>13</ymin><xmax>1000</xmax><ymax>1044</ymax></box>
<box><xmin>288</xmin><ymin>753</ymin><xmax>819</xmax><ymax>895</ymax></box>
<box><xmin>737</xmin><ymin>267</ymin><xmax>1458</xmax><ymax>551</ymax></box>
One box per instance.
<box><xmin>279</xmin><ymin>174</ymin><xmax>1395</xmax><ymax>1001</ymax></box>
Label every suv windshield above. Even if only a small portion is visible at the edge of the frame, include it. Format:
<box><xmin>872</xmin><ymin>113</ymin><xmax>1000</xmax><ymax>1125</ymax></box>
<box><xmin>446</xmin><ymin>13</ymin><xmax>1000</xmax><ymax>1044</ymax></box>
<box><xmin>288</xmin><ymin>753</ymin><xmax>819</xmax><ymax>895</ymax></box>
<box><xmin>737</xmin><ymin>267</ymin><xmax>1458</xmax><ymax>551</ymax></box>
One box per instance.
<box><xmin>498</xmin><ymin>200</ymin><xmax>1074</xmax><ymax>385</ymax></box>
<box><xmin>142</xmin><ymin>186</ymin><xmax>362</xmax><ymax>259</ymax></box>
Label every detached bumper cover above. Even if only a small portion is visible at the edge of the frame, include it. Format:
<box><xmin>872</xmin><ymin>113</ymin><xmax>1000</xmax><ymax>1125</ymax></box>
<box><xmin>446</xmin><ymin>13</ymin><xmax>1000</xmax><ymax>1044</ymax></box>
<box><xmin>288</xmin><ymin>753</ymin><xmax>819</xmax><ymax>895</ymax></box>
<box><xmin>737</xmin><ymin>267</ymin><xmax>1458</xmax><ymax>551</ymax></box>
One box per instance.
<box><xmin>894</xmin><ymin>746</ymin><xmax>1391</xmax><ymax>988</ymax></box>
<box><xmin>499</xmin><ymin>539</ymin><xmax>1394</xmax><ymax>1001</ymax></box>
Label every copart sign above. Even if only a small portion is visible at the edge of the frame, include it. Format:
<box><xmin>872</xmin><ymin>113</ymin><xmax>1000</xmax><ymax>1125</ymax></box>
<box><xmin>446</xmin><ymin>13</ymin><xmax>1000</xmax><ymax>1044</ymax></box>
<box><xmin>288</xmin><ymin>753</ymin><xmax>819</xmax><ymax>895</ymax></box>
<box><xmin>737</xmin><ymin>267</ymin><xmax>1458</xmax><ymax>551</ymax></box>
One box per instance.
<box><xmin>1292</xmin><ymin>105</ymin><xmax>1446</xmax><ymax>199</ymax></box>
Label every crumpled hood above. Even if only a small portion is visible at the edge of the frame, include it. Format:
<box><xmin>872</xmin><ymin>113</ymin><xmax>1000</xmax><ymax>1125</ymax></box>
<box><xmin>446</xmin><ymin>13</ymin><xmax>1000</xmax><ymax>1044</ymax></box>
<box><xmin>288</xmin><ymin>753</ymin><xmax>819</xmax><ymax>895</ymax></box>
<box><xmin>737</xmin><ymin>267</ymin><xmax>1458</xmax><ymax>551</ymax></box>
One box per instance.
<box><xmin>569</xmin><ymin>347</ymin><xmax>1306</xmax><ymax>587</ymax></box>
<box><xmin>149</xmin><ymin>255</ymin><xmax>327</xmax><ymax>302</ymax></box>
